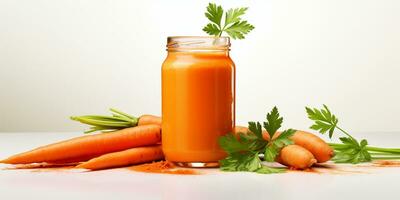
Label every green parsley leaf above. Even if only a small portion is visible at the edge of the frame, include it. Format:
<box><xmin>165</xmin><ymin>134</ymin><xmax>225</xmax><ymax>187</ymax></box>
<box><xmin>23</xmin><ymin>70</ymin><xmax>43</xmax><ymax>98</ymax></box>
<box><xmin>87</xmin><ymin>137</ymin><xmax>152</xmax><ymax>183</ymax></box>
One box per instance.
<box><xmin>203</xmin><ymin>23</ymin><xmax>221</xmax><ymax>36</ymax></box>
<box><xmin>248</xmin><ymin>121</ymin><xmax>263</xmax><ymax>139</ymax></box>
<box><xmin>219</xmin><ymin>132</ymin><xmax>265</xmax><ymax>154</ymax></box>
<box><xmin>305</xmin><ymin>105</ymin><xmax>373</xmax><ymax>164</ymax></box>
<box><xmin>219</xmin><ymin>152</ymin><xmax>262</xmax><ymax>172</ymax></box>
<box><xmin>205</xmin><ymin>3</ymin><xmax>224</xmax><ymax>27</ymax></box>
<box><xmin>273</xmin><ymin>129</ymin><xmax>296</xmax><ymax>148</ymax></box>
<box><xmin>306</xmin><ymin>104</ymin><xmax>338</xmax><ymax>138</ymax></box>
<box><xmin>264</xmin><ymin>129</ymin><xmax>296</xmax><ymax>162</ymax></box>
<box><xmin>264</xmin><ymin>146</ymin><xmax>279</xmax><ymax>162</ymax></box>
<box><xmin>256</xmin><ymin>165</ymin><xmax>286</xmax><ymax>174</ymax></box>
<box><xmin>263</xmin><ymin>106</ymin><xmax>283</xmax><ymax>139</ymax></box>
<box><xmin>224</xmin><ymin>21</ymin><xmax>255</xmax><ymax>39</ymax></box>
<box><xmin>225</xmin><ymin>7</ymin><xmax>248</xmax><ymax>25</ymax></box>
<box><xmin>332</xmin><ymin>137</ymin><xmax>371</xmax><ymax>164</ymax></box>
<box><xmin>219</xmin><ymin>106</ymin><xmax>296</xmax><ymax>174</ymax></box>
<box><xmin>203</xmin><ymin>3</ymin><xmax>254</xmax><ymax>39</ymax></box>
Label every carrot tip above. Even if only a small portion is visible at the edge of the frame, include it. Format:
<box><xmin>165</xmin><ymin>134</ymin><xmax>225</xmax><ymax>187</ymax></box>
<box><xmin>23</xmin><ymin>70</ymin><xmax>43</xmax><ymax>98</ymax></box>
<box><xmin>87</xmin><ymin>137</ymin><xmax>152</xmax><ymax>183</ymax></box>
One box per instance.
<box><xmin>310</xmin><ymin>159</ymin><xmax>317</xmax><ymax>166</ymax></box>
<box><xmin>0</xmin><ymin>159</ymin><xmax>9</xmax><ymax>164</ymax></box>
<box><xmin>75</xmin><ymin>164</ymin><xmax>85</xmax><ymax>168</ymax></box>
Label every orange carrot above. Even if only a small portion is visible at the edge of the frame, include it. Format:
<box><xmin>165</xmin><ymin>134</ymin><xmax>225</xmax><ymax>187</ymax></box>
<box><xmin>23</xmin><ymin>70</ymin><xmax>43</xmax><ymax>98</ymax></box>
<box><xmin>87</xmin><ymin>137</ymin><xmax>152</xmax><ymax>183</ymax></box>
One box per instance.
<box><xmin>138</xmin><ymin>115</ymin><xmax>161</xmax><ymax>126</ymax></box>
<box><xmin>277</xmin><ymin>145</ymin><xmax>317</xmax><ymax>169</ymax></box>
<box><xmin>234</xmin><ymin>126</ymin><xmax>270</xmax><ymax>141</ymax></box>
<box><xmin>290</xmin><ymin>130</ymin><xmax>334</xmax><ymax>163</ymax></box>
<box><xmin>77</xmin><ymin>145</ymin><xmax>164</xmax><ymax>170</ymax></box>
<box><xmin>0</xmin><ymin>125</ymin><xmax>161</xmax><ymax>164</ymax></box>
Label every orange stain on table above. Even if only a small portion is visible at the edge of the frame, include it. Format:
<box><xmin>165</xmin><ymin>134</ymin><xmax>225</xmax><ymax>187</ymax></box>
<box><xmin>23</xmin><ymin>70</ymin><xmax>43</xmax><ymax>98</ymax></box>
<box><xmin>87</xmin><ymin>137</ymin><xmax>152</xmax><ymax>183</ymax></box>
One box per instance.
<box><xmin>129</xmin><ymin>161</ymin><xmax>198</xmax><ymax>175</ymax></box>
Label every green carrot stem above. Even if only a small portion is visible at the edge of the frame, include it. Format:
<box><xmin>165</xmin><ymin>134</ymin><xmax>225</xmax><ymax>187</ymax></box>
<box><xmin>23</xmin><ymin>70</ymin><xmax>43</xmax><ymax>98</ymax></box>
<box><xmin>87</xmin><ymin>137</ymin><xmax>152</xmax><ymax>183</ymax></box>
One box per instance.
<box><xmin>369</xmin><ymin>152</ymin><xmax>400</xmax><ymax>156</ymax></box>
<box><xmin>72</xmin><ymin>117</ymin><xmax>132</xmax><ymax>127</ymax></box>
<box><xmin>84</xmin><ymin>127</ymin><xmax>110</xmax><ymax>134</ymax></box>
<box><xmin>72</xmin><ymin>115</ymin><xmax>132</xmax><ymax>122</ymax></box>
<box><xmin>110</xmin><ymin>108</ymin><xmax>137</xmax><ymax>121</ymax></box>
<box><xmin>366</xmin><ymin>146</ymin><xmax>400</xmax><ymax>154</ymax></box>
<box><xmin>329</xmin><ymin>143</ymin><xmax>400</xmax><ymax>155</ymax></box>
<box><xmin>336</xmin><ymin>126</ymin><xmax>356</xmax><ymax>140</ymax></box>
<box><xmin>371</xmin><ymin>156</ymin><xmax>400</xmax><ymax>160</ymax></box>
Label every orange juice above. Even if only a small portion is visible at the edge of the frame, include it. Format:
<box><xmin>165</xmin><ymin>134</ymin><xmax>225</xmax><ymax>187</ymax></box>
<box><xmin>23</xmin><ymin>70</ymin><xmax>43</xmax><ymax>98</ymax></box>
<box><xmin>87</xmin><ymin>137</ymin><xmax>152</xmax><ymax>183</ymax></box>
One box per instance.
<box><xmin>162</xmin><ymin>36</ymin><xmax>235</xmax><ymax>167</ymax></box>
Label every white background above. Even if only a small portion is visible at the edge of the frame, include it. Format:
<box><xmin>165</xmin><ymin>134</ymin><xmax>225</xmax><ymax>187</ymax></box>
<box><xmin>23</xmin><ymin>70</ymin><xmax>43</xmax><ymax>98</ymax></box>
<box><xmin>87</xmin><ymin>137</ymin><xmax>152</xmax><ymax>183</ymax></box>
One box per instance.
<box><xmin>0</xmin><ymin>0</ymin><xmax>399</xmax><ymax>132</ymax></box>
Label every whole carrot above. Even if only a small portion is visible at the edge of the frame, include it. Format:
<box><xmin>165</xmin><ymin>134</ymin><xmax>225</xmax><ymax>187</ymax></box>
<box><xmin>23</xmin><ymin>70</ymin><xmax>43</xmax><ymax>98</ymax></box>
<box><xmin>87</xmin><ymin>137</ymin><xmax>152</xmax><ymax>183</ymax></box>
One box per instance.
<box><xmin>138</xmin><ymin>115</ymin><xmax>161</xmax><ymax>126</ymax></box>
<box><xmin>0</xmin><ymin>125</ymin><xmax>161</xmax><ymax>164</ymax></box>
<box><xmin>77</xmin><ymin>145</ymin><xmax>164</xmax><ymax>170</ymax></box>
<box><xmin>290</xmin><ymin>130</ymin><xmax>334</xmax><ymax>163</ymax></box>
<box><xmin>269</xmin><ymin>131</ymin><xmax>333</xmax><ymax>163</ymax></box>
<box><xmin>277</xmin><ymin>145</ymin><xmax>317</xmax><ymax>169</ymax></box>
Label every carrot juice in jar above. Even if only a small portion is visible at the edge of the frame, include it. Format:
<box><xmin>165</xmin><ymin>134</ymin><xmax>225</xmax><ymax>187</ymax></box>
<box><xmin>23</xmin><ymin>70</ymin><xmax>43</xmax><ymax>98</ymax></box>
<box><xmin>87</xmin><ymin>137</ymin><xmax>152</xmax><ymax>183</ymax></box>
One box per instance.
<box><xmin>162</xmin><ymin>36</ymin><xmax>235</xmax><ymax>167</ymax></box>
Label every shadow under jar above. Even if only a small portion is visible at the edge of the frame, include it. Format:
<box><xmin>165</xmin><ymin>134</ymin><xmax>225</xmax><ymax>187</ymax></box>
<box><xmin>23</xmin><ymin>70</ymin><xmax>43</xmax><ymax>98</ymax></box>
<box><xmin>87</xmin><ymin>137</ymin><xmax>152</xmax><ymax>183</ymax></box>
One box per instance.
<box><xmin>162</xmin><ymin>36</ymin><xmax>235</xmax><ymax>168</ymax></box>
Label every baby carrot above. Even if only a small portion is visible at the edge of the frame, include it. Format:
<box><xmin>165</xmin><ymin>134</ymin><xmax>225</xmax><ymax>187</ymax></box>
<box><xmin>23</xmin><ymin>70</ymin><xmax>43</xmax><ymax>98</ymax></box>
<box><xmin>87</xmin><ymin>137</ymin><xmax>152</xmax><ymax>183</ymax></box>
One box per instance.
<box><xmin>277</xmin><ymin>145</ymin><xmax>317</xmax><ymax>169</ymax></box>
<box><xmin>0</xmin><ymin>125</ymin><xmax>161</xmax><ymax>164</ymax></box>
<box><xmin>290</xmin><ymin>130</ymin><xmax>334</xmax><ymax>163</ymax></box>
<box><xmin>77</xmin><ymin>145</ymin><xmax>164</xmax><ymax>170</ymax></box>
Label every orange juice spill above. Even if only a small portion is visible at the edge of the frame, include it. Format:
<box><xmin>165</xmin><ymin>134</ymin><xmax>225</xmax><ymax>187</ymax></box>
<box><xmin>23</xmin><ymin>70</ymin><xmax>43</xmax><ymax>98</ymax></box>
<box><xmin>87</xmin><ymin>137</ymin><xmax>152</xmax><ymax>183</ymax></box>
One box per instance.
<box><xmin>162</xmin><ymin>37</ymin><xmax>235</xmax><ymax>166</ymax></box>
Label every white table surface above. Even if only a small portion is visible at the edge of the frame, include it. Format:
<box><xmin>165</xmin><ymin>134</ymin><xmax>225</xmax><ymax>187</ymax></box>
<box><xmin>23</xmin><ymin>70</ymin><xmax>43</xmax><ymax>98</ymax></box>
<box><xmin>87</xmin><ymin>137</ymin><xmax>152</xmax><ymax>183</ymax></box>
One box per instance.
<box><xmin>1</xmin><ymin>132</ymin><xmax>399</xmax><ymax>200</ymax></box>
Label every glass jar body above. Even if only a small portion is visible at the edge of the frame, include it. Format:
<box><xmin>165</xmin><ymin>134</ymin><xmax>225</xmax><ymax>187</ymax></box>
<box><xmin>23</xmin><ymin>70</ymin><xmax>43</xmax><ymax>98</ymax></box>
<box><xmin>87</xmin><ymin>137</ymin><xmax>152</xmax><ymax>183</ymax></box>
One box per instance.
<box><xmin>162</xmin><ymin>37</ymin><xmax>235</xmax><ymax>167</ymax></box>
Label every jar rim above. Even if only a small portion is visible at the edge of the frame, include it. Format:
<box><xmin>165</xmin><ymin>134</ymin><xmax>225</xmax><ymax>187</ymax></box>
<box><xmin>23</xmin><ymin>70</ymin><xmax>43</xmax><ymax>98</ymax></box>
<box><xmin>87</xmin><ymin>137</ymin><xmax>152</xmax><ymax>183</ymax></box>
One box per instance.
<box><xmin>167</xmin><ymin>36</ymin><xmax>230</xmax><ymax>51</ymax></box>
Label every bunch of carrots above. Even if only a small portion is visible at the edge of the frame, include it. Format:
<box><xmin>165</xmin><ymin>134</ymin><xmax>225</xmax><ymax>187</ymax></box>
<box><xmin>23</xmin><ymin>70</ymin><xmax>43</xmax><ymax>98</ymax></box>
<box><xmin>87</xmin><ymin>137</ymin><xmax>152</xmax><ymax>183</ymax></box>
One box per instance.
<box><xmin>0</xmin><ymin>108</ymin><xmax>333</xmax><ymax>171</ymax></box>
<box><xmin>0</xmin><ymin>113</ymin><xmax>163</xmax><ymax>170</ymax></box>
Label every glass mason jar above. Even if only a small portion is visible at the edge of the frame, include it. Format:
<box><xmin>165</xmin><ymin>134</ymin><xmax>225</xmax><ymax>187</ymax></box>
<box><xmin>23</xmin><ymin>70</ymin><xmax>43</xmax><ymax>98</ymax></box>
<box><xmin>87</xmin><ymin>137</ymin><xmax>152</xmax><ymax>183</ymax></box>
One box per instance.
<box><xmin>162</xmin><ymin>36</ymin><xmax>235</xmax><ymax>167</ymax></box>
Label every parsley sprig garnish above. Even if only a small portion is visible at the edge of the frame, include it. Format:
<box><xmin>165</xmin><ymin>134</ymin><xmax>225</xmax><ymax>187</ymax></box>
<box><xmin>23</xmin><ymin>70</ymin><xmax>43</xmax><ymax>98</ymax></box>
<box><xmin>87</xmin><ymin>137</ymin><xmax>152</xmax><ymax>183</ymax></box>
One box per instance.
<box><xmin>203</xmin><ymin>3</ymin><xmax>254</xmax><ymax>39</ymax></box>
<box><xmin>306</xmin><ymin>105</ymin><xmax>400</xmax><ymax>163</ymax></box>
<box><xmin>219</xmin><ymin>107</ymin><xmax>295</xmax><ymax>174</ymax></box>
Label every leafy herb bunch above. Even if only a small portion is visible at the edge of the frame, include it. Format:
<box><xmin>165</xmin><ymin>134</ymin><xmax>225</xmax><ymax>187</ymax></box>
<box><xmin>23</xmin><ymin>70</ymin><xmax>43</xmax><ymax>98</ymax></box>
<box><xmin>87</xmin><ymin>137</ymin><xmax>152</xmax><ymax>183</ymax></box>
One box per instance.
<box><xmin>203</xmin><ymin>3</ymin><xmax>254</xmax><ymax>39</ymax></box>
<box><xmin>219</xmin><ymin>107</ymin><xmax>295</xmax><ymax>174</ymax></box>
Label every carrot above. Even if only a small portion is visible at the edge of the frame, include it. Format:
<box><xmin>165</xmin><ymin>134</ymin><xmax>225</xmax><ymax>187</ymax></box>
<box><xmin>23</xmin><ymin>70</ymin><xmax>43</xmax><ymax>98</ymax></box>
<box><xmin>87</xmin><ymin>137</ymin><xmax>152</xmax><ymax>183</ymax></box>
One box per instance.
<box><xmin>138</xmin><ymin>115</ymin><xmax>161</xmax><ymax>126</ymax></box>
<box><xmin>0</xmin><ymin>124</ymin><xmax>161</xmax><ymax>164</ymax></box>
<box><xmin>277</xmin><ymin>145</ymin><xmax>317</xmax><ymax>169</ymax></box>
<box><xmin>77</xmin><ymin>145</ymin><xmax>164</xmax><ymax>170</ymax></box>
<box><xmin>290</xmin><ymin>130</ymin><xmax>334</xmax><ymax>163</ymax></box>
<box><xmin>234</xmin><ymin>126</ymin><xmax>270</xmax><ymax>141</ymax></box>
